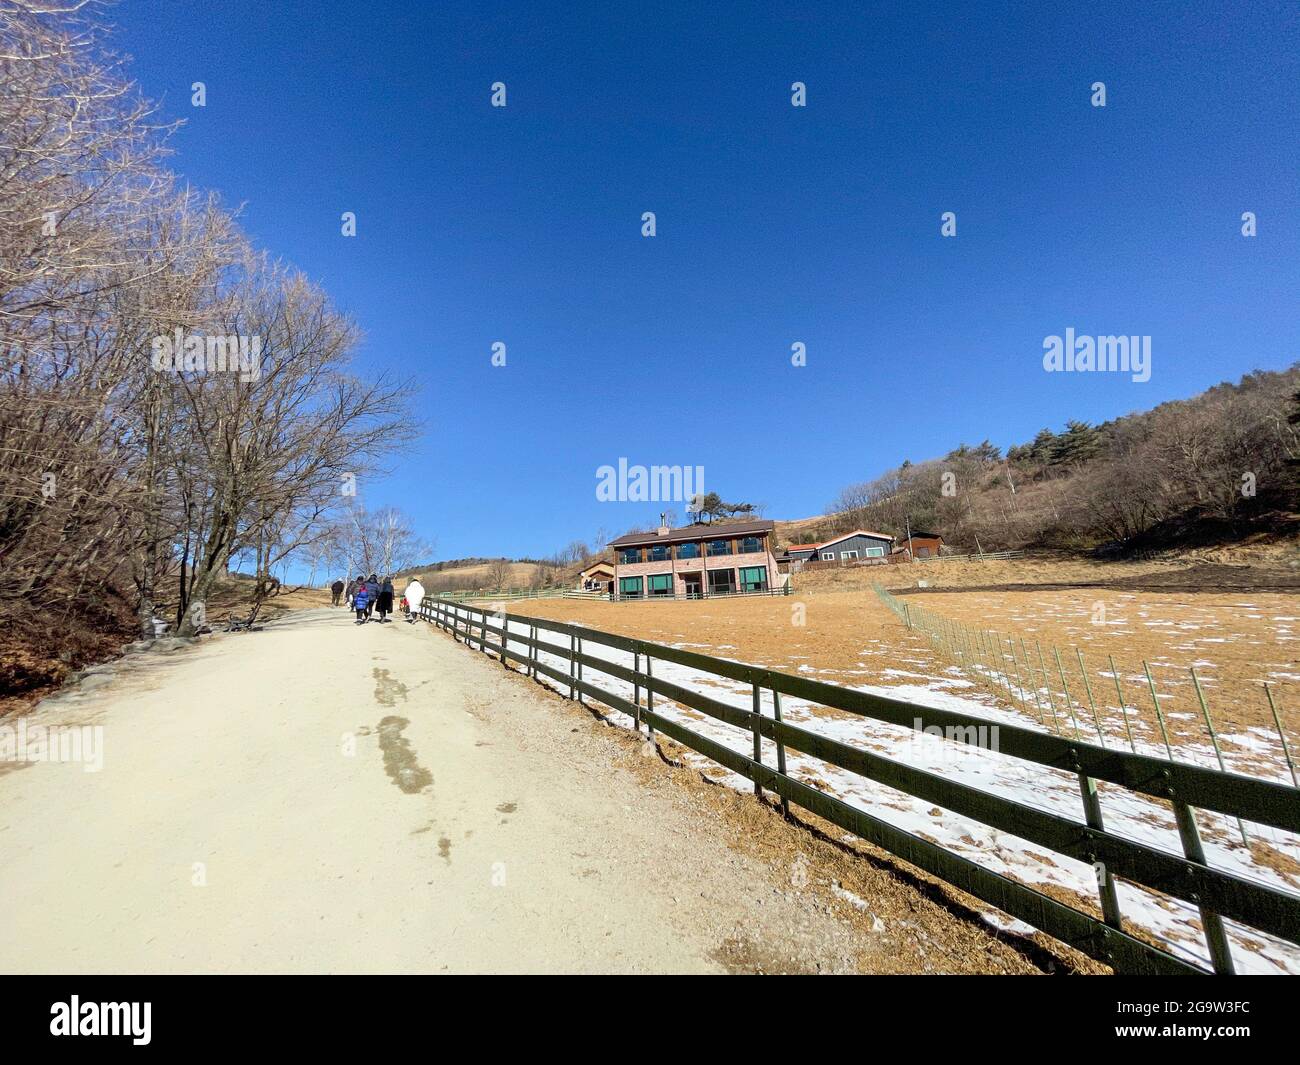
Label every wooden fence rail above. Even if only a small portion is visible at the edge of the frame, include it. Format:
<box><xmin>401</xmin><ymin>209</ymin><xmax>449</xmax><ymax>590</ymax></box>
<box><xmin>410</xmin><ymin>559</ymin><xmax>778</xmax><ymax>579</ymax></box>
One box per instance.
<box><xmin>420</xmin><ymin>596</ymin><xmax>1300</xmax><ymax>976</ymax></box>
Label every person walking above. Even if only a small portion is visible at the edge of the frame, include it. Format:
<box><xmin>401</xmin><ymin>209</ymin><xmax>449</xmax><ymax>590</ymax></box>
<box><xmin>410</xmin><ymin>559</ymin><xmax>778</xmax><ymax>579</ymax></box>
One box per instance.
<box><xmin>352</xmin><ymin>576</ymin><xmax>371</xmax><ymax>624</ymax></box>
<box><xmin>330</xmin><ymin>578</ymin><xmax>344</xmax><ymax>607</ymax></box>
<box><xmin>403</xmin><ymin>575</ymin><xmax>425</xmax><ymax>623</ymax></box>
<box><xmin>364</xmin><ymin>573</ymin><xmax>379</xmax><ymax>620</ymax></box>
<box><xmin>376</xmin><ymin>575</ymin><xmax>395</xmax><ymax>621</ymax></box>
<box><xmin>344</xmin><ymin>576</ymin><xmax>358</xmax><ymax>608</ymax></box>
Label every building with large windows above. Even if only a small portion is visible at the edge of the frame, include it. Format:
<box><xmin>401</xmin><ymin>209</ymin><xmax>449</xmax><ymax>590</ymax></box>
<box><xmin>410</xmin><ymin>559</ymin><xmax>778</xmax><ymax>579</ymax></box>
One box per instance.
<box><xmin>607</xmin><ymin>519</ymin><xmax>781</xmax><ymax>599</ymax></box>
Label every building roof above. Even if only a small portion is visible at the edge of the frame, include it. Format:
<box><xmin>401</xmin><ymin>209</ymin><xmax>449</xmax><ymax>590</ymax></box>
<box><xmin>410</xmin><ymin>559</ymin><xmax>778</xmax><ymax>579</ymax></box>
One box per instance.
<box><xmin>579</xmin><ymin>561</ymin><xmax>615</xmax><ymax>577</ymax></box>
<box><xmin>609</xmin><ymin>518</ymin><xmax>775</xmax><ymax>548</ymax></box>
<box><xmin>814</xmin><ymin>529</ymin><xmax>895</xmax><ymax>550</ymax></box>
<box><xmin>786</xmin><ymin>542</ymin><xmax>824</xmax><ymax>551</ymax></box>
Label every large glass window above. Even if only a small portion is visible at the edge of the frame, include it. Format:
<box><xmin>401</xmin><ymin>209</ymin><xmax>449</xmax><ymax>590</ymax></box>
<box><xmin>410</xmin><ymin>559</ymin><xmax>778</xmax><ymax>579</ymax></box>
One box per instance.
<box><xmin>618</xmin><ymin>547</ymin><xmax>642</xmax><ymax>564</ymax></box>
<box><xmin>677</xmin><ymin>542</ymin><xmax>700</xmax><ymax>559</ymax></box>
<box><xmin>648</xmin><ymin>574</ymin><xmax>673</xmax><ymax>596</ymax></box>
<box><xmin>648</xmin><ymin>544</ymin><xmax>670</xmax><ymax>562</ymax></box>
<box><xmin>739</xmin><ymin>536</ymin><xmax>763</xmax><ymax>554</ymax></box>
<box><xmin>619</xmin><ymin>576</ymin><xmax>643</xmax><ymax>598</ymax></box>
<box><xmin>706</xmin><ymin>539</ymin><xmax>732</xmax><ymax>556</ymax></box>
<box><xmin>865</xmin><ymin>545</ymin><xmax>885</xmax><ymax>557</ymax></box>
<box><xmin>707</xmin><ymin>569</ymin><xmax>735</xmax><ymax>593</ymax></box>
<box><xmin>739</xmin><ymin>566</ymin><xmax>768</xmax><ymax>592</ymax></box>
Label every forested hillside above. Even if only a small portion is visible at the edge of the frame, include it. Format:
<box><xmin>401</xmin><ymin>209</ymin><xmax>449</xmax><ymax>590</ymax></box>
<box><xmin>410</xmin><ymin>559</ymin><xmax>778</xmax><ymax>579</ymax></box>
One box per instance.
<box><xmin>821</xmin><ymin>367</ymin><xmax>1299</xmax><ymax>553</ymax></box>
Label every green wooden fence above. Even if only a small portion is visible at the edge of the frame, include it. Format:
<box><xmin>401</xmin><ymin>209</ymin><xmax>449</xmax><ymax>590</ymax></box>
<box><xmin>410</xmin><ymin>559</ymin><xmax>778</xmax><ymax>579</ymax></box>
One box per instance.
<box><xmin>421</xmin><ymin>596</ymin><xmax>1300</xmax><ymax>975</ymax></box>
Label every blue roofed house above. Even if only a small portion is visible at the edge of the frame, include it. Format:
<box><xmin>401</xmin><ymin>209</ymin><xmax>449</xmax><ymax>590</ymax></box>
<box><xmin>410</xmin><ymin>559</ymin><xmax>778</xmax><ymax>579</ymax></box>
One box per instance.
<box><xmin>796</xmin><ymin>529</ymin><xmax>894</xmax><ymax>564</ymax></box>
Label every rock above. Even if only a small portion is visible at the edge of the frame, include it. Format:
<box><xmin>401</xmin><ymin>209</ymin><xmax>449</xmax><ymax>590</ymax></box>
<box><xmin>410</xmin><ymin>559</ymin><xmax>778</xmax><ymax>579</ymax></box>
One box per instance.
<box><xmin>152</xmin><ymin>637</ymin><xmax>193</xmax><ymax>653</ymax></box>
<box><xmin>79</xmin><ymin>673</ymin><xmax>114</xmax><ymax>691</ymax></box>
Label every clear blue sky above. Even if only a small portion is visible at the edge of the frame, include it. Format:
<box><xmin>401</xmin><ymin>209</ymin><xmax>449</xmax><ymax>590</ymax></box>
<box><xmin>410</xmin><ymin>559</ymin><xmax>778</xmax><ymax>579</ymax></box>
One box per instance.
<box><xmin>105</xmin><ymin>0</ymin><xmax>1299</xmax><ymax>561</ymax></box>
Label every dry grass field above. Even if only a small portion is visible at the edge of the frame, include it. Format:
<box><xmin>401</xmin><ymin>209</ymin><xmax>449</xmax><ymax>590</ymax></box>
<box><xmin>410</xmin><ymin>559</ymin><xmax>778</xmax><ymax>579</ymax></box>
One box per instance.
<box><xmin>497</xmin><ymin>545</ymin><xmax>1300</xmax><ymax>782</ymax></box>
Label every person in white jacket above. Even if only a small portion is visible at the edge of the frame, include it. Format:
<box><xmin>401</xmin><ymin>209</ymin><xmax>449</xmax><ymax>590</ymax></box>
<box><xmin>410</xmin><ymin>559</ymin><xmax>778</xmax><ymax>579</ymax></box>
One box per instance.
<box><xmin>403</xmin><ymin>576</ymin><xmax>426</xmax><ymax>623</ymax></box>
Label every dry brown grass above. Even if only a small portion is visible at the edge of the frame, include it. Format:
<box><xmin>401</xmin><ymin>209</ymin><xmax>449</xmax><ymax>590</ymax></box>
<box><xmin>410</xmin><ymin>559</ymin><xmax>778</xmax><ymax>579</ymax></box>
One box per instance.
<box><xmin>496</xmin><ymin>545</ymin><xmax>1300</xmax><ymax>779</ymax></box>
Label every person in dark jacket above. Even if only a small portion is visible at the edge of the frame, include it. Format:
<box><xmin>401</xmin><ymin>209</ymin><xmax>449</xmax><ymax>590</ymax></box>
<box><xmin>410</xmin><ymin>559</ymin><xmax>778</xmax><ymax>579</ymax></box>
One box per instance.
<box><xmin>330</xmin><ymin>578</ymin><xmax>345</xmax><ymax>607</ymax></box>
<box><xmin>376</xmin><ymin>576</ymin><xmax>395</xmax><ymax>621</ymax></box>
<box><xmin>344</xmin><ymin>577</ymin><xmax>358</xmax><ymax>608</ymax></box>
<box><xmin>353</xmin><ymin>576</ymin><xmax>371</xmax><ymax>623</ymax></box>
<box><xmin>364</xmin><ymin>574</ymin><xmax>379</xmax><ymax>619</ymax></box>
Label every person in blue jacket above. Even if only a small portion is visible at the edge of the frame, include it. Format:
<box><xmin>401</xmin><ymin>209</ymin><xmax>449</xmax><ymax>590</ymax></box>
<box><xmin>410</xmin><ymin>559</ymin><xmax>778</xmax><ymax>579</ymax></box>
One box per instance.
<box><xmin>353</xmin><ymin>575</ymin><xmax>371</xmax><ymax>623</ymax></box>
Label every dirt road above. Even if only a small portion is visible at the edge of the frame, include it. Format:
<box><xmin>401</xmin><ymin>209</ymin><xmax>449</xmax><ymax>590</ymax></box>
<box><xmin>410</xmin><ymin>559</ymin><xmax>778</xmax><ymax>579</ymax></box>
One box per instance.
<box><xmin>0</xmin><ymin>607</ymin><xmax>1054</xmax><ymax>974</ymax></box>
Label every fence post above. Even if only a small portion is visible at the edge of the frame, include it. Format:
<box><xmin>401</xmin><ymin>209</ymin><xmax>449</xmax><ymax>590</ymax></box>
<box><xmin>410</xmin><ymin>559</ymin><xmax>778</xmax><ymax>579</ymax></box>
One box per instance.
<box><xmin>1077</xmin><ymin>773</ymin><xmax>1123</xmax><ymax>931</ymax></box>
<box><xmin>772</xmin><ymin>686</ymin><xmax>790</xmax><ymax>818</ymax></box>
<box><xmin>576</xmin><ymin>634</ymin><xmax>584</xmax><ymax>705</ymax></box>
<box><xmin>751</xmin><ymin>676</ymin><xmax>763</xmax><ymax>799</ymax></box>
<box><xmin>632</xmin><ymin>648</ymin><xmax>642</xmax><ymax>734</ymax></box>
<box><xmin>1172</xmin><ymin>801</ymin><xmax>1236</xmax><ymax>974</ymax></box>
<box><xmin>568</xmin><ymin>632</ymin><xmax>575</xmax><ymax>699</ymax></box>
<box><xmin>645</xmin><ymin>655</ymin><xmax>655</xmax><ymax>742</ymax></box>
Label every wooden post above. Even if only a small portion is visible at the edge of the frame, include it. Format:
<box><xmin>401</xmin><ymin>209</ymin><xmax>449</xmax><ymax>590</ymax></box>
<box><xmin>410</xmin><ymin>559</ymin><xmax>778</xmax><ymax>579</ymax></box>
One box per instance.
<box><xmin>1078</xmin><ymin>773</ymin><xmax>1123</xmax><ymax>930</ymax></box>
<box><xmin>773</xmin><ymin>687</ymin><xmax>789</xmax><ymax>818</ymax></box>
<box><xmin>568</xmin><ymin>632</ymin><xmax>575</xmax><ymax>699</ymax></box>
<box><xmin>1172</xmin><ymin>800</ymin><xmax>1236</xmax><ymax>974</ymax></box>
<box><xmin>645</xmin><ymin>655</ymin><xmax>655</xmax><ymax>741</ymax></box>
<box><xmin>751</xmin><ymin>679</ymin><xmax>763</xmax><ymax>799</ymax></box>
<box><xmin>632</xmin><ymin>649</ymin><xmax>642</xmax><ymax>733</ymax></box>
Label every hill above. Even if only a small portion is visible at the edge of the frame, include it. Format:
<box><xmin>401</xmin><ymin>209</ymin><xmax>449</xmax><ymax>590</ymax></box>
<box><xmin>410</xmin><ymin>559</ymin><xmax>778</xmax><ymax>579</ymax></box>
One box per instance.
<box><xmin>815</xmin><ymin>366</ymin><xmax>1299</xmax><ymax>555</ymax></box>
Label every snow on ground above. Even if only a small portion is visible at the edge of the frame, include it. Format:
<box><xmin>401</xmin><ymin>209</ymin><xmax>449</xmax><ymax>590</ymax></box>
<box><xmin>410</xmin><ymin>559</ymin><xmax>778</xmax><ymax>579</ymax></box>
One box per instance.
<box><xmin>447</xmin><ymin>607</ymin><xmax>1300</xmax><ymax>975</ymax></box>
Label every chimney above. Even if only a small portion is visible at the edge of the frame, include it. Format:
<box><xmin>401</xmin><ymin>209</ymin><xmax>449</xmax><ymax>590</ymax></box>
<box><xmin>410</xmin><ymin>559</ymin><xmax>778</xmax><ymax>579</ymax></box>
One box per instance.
<box><xmin>657</xmin><ymin>511</ymin><xmax>669</xmax><ymax>536</ymax></box>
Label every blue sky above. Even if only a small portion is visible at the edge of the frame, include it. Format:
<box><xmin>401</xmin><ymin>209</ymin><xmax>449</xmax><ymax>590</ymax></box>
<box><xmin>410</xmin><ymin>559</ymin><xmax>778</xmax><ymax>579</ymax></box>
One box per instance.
<box><xmin>106</xmin><ymin>0</ymin><xmax>1299</xmax><ymax>561</ymax></box>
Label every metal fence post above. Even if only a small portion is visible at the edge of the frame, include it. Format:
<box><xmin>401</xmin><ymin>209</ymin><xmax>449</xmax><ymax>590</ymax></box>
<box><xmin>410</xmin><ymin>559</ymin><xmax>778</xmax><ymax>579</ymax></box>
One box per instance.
<box><xmin>1172</xmin><ymin>800</ymin><xmax>1236</xmax><ymax>974</ymax></box>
